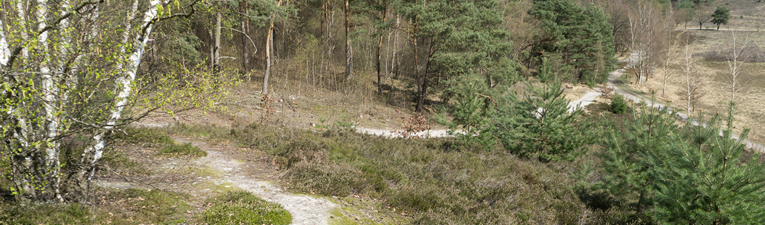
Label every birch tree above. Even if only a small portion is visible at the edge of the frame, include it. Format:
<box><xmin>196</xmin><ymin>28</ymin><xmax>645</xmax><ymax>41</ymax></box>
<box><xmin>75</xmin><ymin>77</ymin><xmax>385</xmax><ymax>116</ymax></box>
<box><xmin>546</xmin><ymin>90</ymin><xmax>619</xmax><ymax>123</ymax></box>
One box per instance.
<box><xmin>0</xmin><ymin>0</ymin><xmax>206</xmax><ymax>203</ymax></box>
<box><xmin>726</xmin><ymin>31</ymin><xmax>748</xmax><ymax>102</ymax></box>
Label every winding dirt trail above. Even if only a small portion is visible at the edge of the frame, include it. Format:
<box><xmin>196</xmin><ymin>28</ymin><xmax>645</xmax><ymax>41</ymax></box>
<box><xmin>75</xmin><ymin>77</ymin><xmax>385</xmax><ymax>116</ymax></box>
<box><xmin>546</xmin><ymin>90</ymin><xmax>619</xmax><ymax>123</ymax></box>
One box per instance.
<box><xmin>354</xmin><ymin>51</ymin><xmax>765</xmax><ymax>152</ymax></box>
<box><xmin>572</xmin><ymin>52</ymin><xmax>765</xmax><ymax>152</ymax></box>
<box><xmin>173</xmin><ymin>137</ymin><xmax>337</xmax><ymax>225</ymax></box>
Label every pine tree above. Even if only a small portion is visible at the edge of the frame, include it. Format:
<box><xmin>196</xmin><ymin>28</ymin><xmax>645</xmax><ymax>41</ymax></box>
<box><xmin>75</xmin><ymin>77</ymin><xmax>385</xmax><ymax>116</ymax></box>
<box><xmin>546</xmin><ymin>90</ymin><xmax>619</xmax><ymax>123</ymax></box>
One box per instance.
<box><xmin>397</xmin><ymin>0</ymin><xmax>516</xmax><ymax>112</ymax></box>
<box><xmin>600</xmin><ymin>96</ymin><xmax>677</xmax><ymax>215</ymax></box>
<box><xmin>495</xmin><ymin>80</ymin><xmax>585</xmax><ymax>162</ymax></box>
<box><xmin>529</xmin><ymin>0</ymin><xmax>615</xmax><ymax>84</ymax></box>
<box><xmin>650</xmin><ymin>103</ymin><xmax>765</xmax><ymax>224</ymax></box>
<box><xmin>711</xmin><ymin>6</ymin><xmax>730</xmax><ymax>30</ymax></box>
<box><xmin>444</xmin><ymin>72</ymin><xmax>496</xmax><ymax>150</ymax></box>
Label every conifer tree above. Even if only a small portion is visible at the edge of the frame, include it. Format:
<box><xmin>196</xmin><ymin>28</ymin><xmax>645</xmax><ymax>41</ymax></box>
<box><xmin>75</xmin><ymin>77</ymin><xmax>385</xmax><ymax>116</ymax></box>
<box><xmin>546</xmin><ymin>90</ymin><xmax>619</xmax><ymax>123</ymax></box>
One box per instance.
<box><xmin>650</xmin><ymin>103</ymin><xmax>765</xmax><ymax>224</ymax></box>
<box><xmin>495</xmin><ymin>80</ymin><xmax>585</xmax><ymax>162</ymax></box>
<box><xmin>444</xmin><ymin>72</ymin><xmax>496</xmax><ymax>150</ymax></box>
<box><xmin>711</xmin><ymin>6</ymin><xmax>730</xmax><ymax>30</ymax></box>
<box><xmin>529</xmin><ymin>0</ymin><xmax>615</xmax><ymax>84</ymax></box>
<box><xmin>600</xmin><ymin>96</ymin><xmax>677</xmax><ymax>215</ymax></box>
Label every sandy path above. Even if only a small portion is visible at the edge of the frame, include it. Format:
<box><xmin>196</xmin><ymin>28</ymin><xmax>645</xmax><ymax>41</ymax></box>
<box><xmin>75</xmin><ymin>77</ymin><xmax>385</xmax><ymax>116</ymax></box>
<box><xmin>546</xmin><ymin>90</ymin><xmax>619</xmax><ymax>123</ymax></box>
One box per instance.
<box><xmin>173</xmin><ymin>137</ymin><xmax>337</xmax><ymax>225</ymax></box>
<box><xmin>574</xmin><ymin>52</ymin><xmax>765</xmax><ymax>152</ymax></box>
<box><xmin>356</xmin><ymin>51</ymin><xmax>765</xmax><ymax>152</ymax></box>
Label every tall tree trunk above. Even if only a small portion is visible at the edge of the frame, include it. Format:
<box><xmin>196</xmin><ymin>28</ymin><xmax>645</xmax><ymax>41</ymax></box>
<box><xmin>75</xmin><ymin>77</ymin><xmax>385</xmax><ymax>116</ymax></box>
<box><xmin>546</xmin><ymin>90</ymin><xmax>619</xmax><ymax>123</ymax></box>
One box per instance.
<box><xmin>214</xmin><ymin>10</ymin><xmax>222</xmax><ymax>74</ymax></box>
<box><xmin>264</xmin><ymin>0</ymin><xmax>283</xmax><ymax>94</ymax></box>
<box><xmin>264</xmin><ymin>21</ymin><xmax>274</xmax><ymax>94</ymax></box>
<box><xmin>413</xmin><ymin>16</ymin><xmax>422</xmax><ymax>112</ymax></box>
<box><xmin>376</xmin><ymin>4</ymin><xmax>387</xmax><ymax>94</ymax></box>
<box><xmin>392</xmin><ymin>14</ymin><xmax>400</xmax><ymax>79</ymax></box>
<box><xmin>240</xmin><ymin>1</ymin><xmax>250</xmax><ymax>79</ymax></box>
<box><xmin>344</xmin><ymin>0</ymin><xmax>352</xmax><ymax>81</ymax></box>
<box><xmin>417</xmin><ymin>40</ymin><xmax>433</xmax><ymax>112</ymax></box>
<box><xmin>16</xmin><ymin>1</ymin><xmax>29</xmax><ymax>61</ymax></box>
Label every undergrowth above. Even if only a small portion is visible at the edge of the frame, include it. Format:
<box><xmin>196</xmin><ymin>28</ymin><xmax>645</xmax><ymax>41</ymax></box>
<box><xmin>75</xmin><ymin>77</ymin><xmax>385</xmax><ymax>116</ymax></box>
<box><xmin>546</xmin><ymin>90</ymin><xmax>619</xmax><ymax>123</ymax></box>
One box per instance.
<box><xmin>202</xmin><ymin>191</ymin><xmax>292</xmax><ymax>225</ymax></box>
<box><xmin>221</xmin><ymin>123</ymin><xmax>587</xmax><ymax>224</ymax></box>
<box><xmin>0</xmin><ymin>188</ymin><xmax>191</xmax><ymax>225</ymax></box>
<box><xmin>157</xmin><ymin>142</ymin><xmax>207</xmax><ymax>158</ymax></box>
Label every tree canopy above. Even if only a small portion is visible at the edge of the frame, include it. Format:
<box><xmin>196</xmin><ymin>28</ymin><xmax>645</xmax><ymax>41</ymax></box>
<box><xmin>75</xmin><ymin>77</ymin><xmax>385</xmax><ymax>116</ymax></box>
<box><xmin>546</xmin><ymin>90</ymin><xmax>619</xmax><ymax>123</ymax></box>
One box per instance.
<box><xmin>711</xmin><ymin>6</ymin><xmax>730</xmax><ymax>30</ymax></box>
<box><xmin>528</xmin><ymin>0</ymin><xmax>615</xmax><ymax>85</ymax></box>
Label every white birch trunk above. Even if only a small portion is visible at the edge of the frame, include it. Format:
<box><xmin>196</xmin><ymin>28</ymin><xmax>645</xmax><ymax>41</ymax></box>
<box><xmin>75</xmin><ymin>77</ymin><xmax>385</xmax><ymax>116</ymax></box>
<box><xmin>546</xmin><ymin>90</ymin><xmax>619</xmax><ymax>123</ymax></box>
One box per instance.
<box><xmin>0</xmin><ymin>18</ymin><xmax>8</xmax><ymax>67</ymax></box>
<box><xmin>17</xmin><ymin>0</ymin><xmax>29</xmax><ymax>61</ymax></box>
<box><xmin>80</xmin><ymin>0</ymin><xmax>162</xmax><ymax>186</ymax></box>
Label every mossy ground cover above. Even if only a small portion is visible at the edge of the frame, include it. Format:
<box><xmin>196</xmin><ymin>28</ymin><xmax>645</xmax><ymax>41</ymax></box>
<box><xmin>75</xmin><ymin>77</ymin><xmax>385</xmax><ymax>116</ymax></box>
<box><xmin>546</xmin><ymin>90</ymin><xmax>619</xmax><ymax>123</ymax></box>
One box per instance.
<box><xmin>0</xmin><ymin>188</ymin><xmax>191</xmax><ymax>225</ymax></box>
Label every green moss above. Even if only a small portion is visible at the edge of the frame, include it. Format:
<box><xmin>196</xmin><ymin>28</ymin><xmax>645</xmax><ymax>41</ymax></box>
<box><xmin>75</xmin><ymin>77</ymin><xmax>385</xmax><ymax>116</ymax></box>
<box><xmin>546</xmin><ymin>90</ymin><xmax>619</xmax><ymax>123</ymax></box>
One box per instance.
<box><xmin>202</xmin><ymin>191</ymin><xmax>292</xmax><ymax>225</ymax></box>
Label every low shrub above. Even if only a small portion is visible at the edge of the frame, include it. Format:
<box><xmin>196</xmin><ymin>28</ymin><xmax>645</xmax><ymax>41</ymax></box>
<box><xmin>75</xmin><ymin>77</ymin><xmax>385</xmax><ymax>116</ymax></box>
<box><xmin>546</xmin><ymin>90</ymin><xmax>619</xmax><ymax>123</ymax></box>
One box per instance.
<box><xmin>0</xmin><ymin>203</ymin><xmax>101</xmax><ymax>224</ymax></box>
<box><xmin>229</xmin><ymin>124</ymin><xmax>590</xmax><ymax>224</ymax></box>
<box><xmin>285</xmin><ymin>163</ymin><xmax>373</xmax><ymax>197</ymax></box>
<box><xmin>156</xmin><ymin>142</ymin><xmax>207</xmax><ymax>158</ymax></box>
<box><xmin>0</xmin><ymin>188</ymin><xmax>191</xmax><ymax>224</ymax></box>
<box><xmin>610</xmin><ymin>94</ymin><xmax>628</xmax><ymax>114</ymax></box>
<box><xmin>112</xmin><ymin>127</ymin><xmax>174</xmax><ymax>147</ymax></box>
<box><xmin>202</xmin><ymin>191</ymin><xmax>291</xmax><ymax>225</ymax></box>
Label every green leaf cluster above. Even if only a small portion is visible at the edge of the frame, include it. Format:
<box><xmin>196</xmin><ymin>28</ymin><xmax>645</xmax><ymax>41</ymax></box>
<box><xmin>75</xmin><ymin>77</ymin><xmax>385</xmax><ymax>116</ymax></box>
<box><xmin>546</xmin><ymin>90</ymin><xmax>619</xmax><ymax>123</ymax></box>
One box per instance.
<box><xmin>599</xmin><ymin>99</ymin><xmax>677</xmax><ymax>215</ymax></box>
<box><xmin>495</xmin><ymin>80</ymin><xmax>587</xmax><ymax>162</ymax></box>
<box><xmin>711</xmin><ymin>6</ymin><xmax>730</xmax><ymax>30</ymax></box>
<box><xmin>610</xmin><ymin>93</ymin><xmax>627</xmax><ymax>114</ymax></box>
<box><xmin>443</xmin><ymin>72</ymin><xmax>496</xmax><ymax>150</ymax></box>
<box><xmin>529</xmin><ymin>0</ymin><xmax>615</xmax><ymax>84</ymax></box>
<box><xmin>598</xmin><ymin>101</ymin><xmax>765</xmax><ymax>223</ymax></box>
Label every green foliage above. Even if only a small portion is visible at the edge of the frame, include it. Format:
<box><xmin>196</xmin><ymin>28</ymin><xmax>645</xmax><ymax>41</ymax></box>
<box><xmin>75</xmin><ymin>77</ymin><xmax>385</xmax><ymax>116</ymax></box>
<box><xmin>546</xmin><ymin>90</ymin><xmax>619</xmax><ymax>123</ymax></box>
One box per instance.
<box><xmin>610</xmin><ymin>93</ymin><xmax>628</xmax><ymax>114</ymax></box>
<box><xmin>202</xmin><ymin>191</ymin><xmax>292</xmax><ymax>225</ymax></box>
<box><xmin>599</xmin><ymin>98</ymin><xmax>677</xmax><ymax>216</ymax></box>
<box><xmin>650</xmin><ymin>105</ymin><xmax>765</xmax><ymax>224</ymax></box>
<box><xmin>537</xmin><ymin>57</ymin><xmax>555</xmax><ymax>83</ymax></box>
<box><xmin>0</xmin><ymin>188</ymin><xmax>193</xmax><ymax>224</ymax></box>
<box><xmin>228</xmin><ymin>124</ymin><xmax>588</xmax><ymax>224</ymax></box>
<box><xmin>711</xmin><ymin>6</ymin><xmax>730</xmax><ymax>30</ymax></box>
<box><xmin>0</xmin><ymin>203</ymin><xmax>104</xmax><ymax>224</ymax></box>
<box><xmin>495</xmin><ymin>80</ymin><xmax>587</xmax><ymax>162</ymax></box>
<box><xmin>113</xmin><ymin>127</ymin><xmax>174</xmax><ymax>147</ymax></box>
<box><xmin>443</xmin><ymin>72</ymin><xmax>497</xmax><ymax>150</ymax></box>
<box><xmin>529</xmin><ymin>0</ymin><xmax>615</xmax><ymax>84</ymax></box>
<box><xmin>398</xmin><ymin>0</ymin><xmax>518</xmax><ymax>110</ymax></box>
<box><xmin>157</xmin><ymin>142</ymin><xmax>208</xmax><ymax>158</ymax></box>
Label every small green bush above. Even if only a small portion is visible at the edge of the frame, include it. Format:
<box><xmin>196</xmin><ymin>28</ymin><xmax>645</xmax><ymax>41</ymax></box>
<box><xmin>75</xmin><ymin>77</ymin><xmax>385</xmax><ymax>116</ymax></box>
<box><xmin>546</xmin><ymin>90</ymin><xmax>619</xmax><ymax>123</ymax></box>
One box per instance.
<box><xmin>157</xmin><ymin>142</ymin><xmax>207</xmax><ymax>157</ymax></box>
<box><xmin>0</xmin><ymin>203</ymin><xmax>100</xmax><ymax>224</ymax></box>
<box><xmin>285</xmin><ymin>163</ymin><xmax>374</xmax><ymax>197</ymax></box>
<box><xmin>610</xmin><ymin>94</ymin><xmax>628</xmax><ymax>114</ymax></box>
<box><xmin>112</xmin><ymin>127</ymin><xmax>173</xmax><ymax>147</ymax></box>
<box><xmin>202</xmin><ymin>191</ymin><xmax>292</xmax><ymax>225</ymax></box>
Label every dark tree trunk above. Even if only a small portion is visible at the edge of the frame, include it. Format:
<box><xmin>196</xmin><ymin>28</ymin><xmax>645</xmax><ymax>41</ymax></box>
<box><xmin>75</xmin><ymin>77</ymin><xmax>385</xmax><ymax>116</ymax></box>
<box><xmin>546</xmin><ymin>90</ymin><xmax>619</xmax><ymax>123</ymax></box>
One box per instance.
<box><xmin>412</xmin><ymin>16</ymin><xmax>421</xmax><ymax>112</ymax></box>
<box><xmin>376</xmin><ymin>3</ymin><xmax>387</xmax><ymax>94</ymax></box>
<box><xmin>240</xmin><ymin>1</ymin><xmax>250</xmax><ymax>79</ymax></box>
<box><xmin>417</xmin><ymin>39</ymin><xmax>434</xmax><ymax>112</ymax></box>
